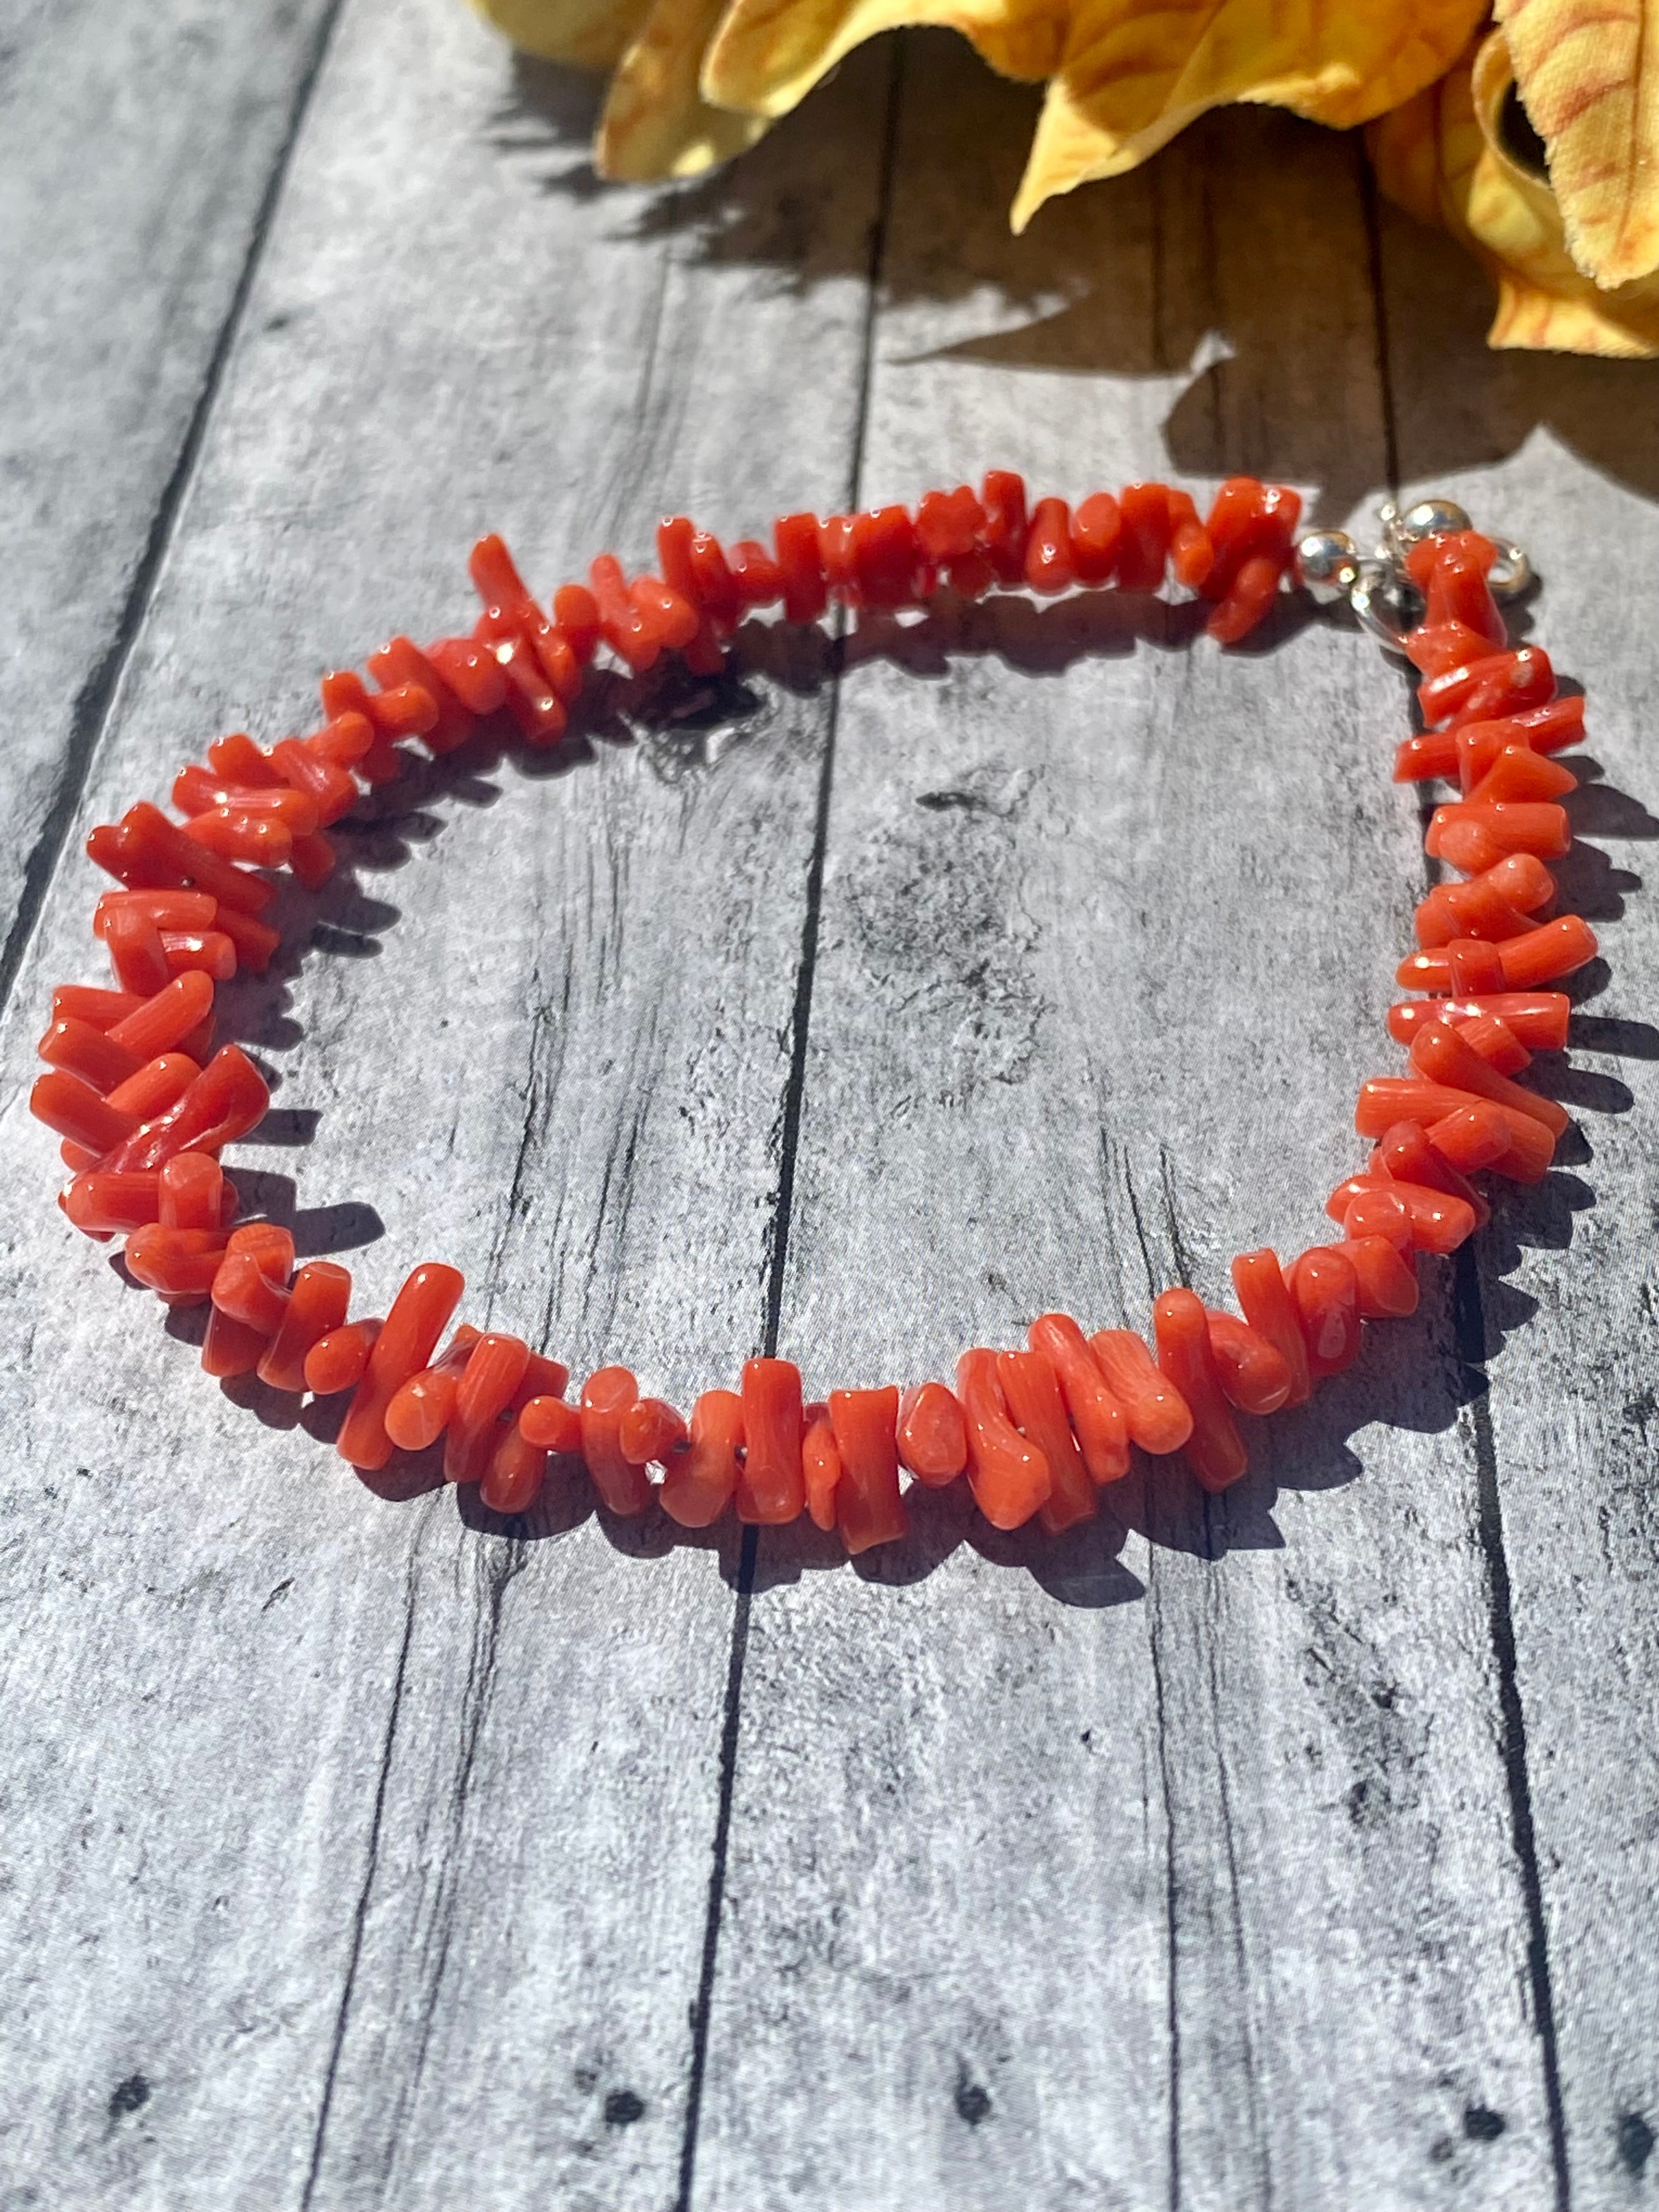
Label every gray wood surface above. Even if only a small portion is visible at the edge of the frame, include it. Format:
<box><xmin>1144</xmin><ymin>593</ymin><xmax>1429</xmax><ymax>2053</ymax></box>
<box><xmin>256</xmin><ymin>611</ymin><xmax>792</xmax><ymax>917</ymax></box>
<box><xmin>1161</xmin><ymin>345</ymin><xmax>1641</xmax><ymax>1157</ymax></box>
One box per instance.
<box><xmin>1</xmin><ymin>8</ymin><xmax>1655</xmax><ymax>2211</ymax></box>
<box><xmin>1380</xmin><ymin>215</ymin><xmax>1659</xmax><ymax>2209</ymax></box>
<box><xmin>0</xmin><ymin>0</ymin><xmax>339</xmax><ymax>999</ymax></box>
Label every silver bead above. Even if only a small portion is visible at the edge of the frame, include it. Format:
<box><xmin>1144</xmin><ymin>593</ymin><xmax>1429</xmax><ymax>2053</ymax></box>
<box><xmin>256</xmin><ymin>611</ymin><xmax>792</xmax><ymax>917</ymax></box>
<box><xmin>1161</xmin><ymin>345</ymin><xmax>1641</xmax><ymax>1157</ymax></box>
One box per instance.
<box><xmin>1397</xmin><ymin>496</ymin><xmax>1474</xmax><ymax>546</ymax></box>
<box><xmin>1348</xmin><ymin>557</ymin><xmax>1423</xmax><ymax>656</ymax></box>
<box><xmin>1294</xmin><ymin>528</ymin><xmax>1361</xmax><ymax>603</ymax></box>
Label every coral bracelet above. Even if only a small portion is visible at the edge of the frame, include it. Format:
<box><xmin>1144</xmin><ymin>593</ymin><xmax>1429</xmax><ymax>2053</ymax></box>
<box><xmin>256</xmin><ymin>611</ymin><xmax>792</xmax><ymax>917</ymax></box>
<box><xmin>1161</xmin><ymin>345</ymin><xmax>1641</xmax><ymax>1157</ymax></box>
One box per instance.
<box><xmin>31</xmin><ymin>474</ymin><xmax>1600</xmax><ymax>1551</ymax></box>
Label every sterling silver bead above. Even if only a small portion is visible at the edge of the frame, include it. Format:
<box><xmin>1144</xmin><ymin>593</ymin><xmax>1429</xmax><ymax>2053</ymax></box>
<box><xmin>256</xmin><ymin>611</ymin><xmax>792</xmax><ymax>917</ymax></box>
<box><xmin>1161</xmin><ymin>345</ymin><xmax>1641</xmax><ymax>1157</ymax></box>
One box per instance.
<box><xmin>1294</xmin><ymin>528</ymin><xmax>1361</xmax><ymax>603</ymax></box>
<box><xmin>1397</xmin><ymin>496</ymin><xmax>1473</xmax><ymax>546</ymax></box>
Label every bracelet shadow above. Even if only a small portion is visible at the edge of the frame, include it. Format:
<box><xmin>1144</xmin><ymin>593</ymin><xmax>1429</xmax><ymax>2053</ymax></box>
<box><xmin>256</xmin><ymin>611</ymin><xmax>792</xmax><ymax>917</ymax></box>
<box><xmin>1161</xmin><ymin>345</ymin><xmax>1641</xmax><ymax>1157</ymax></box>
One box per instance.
<box><xmin>133</xmin><ymin>582</ymin><xmax>1648</xmax><ymax>1606</ymax></box>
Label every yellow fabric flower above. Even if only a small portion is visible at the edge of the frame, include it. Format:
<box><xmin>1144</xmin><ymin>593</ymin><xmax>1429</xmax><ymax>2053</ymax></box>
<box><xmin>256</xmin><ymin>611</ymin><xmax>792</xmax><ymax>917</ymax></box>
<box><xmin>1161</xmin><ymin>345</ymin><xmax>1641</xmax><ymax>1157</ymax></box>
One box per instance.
<box><xmin>1368</xmin><ymin>28</ymin><xmax>1659</xmax><ymax>355</ymax></box>
<box><xmin>470</xmin><ymin>0</ymin><xmax>1659</xmax><ymax>355</ymax></box>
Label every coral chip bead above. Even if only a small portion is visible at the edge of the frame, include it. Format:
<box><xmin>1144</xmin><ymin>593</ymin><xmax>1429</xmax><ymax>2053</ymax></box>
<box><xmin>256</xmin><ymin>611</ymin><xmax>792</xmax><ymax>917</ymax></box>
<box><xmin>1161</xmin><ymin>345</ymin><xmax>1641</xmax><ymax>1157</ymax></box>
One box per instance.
<box><xmin>306</xmin><ymin>1318</ymin><xmax>382</xmax><ymax>1397</ymax></box>
<box><xmin>480</xmin><ymin>1424</ymin><xmax>548</xmax><ymax>1516</ymax></box>
<box><xmin>827</xmin><ymin>1386</ymin><xmax>908</xmax><ymax>1553</ymax></box>
<box><xmin>101</xmin><ymin>1044</ymin><xmax>269</xmax><ymax>1173</ymax></box>
<box><xmin>1151</xmin><ymin>1289</ymin><xmax>1248</xmax><ymax>1492</ymax></box>
<box><xmin>1114</xmin><ymin>483</ymin><xmax>1174</xmax><ymax>593</ymax></box>
<box><xmin>1026</xmin><ymin>1313</ymin><xmax>1129</xmax><ymax>1482</ymax></box>
<box><xmin>1069</xmin><ymin>492</ymin><xmax>1121</xmax><ymax>588</ymax></box>
<box><xmin>956</xmin><ymin>1349</ymin><xmax>1049</xmax><ymax>1531</ymax></box>
<box><xmin>896</xmin><ymin>1381</ymin><xmax>968</xmax><ymax>1486</ymax></box>
<box><xmin>1207</xmin><ymin>554</ymin><xmax>1283</xmax><ymax>646</ymax></box>
<box><xmin>619</xmin><ymin>1396</ymin><xmax>691</xmax><ymax>1468</ymax></box>
<box><xmin>727</xmin><ymin>540</ymin><xmax>783</xmax><ymax>610</ymax></box>
<box><xmin>1407</xmin><ymin>1018</ymin><xmax>1570</xmax><ymax>1137</ymax></box>
<box><xmin>1229</xmin><ymin>1249</ymin><xmax>1313</xmax><ymax>1408</ymax></box>
<box><xmin>737</xmin><ymin>1357</ymin><xmax>806</xmax><ymax>1525</ymax></box>
<box><xmin>1418</xmin><ymin>646</ymin><xmax>1555</xmax><ymax>727</ymax></box>
<box><xmin>1204</xmin><ymin>1310</ymin><xmax>1293</xmax><ymax>1417</ymax></box>
<box><xmin>996</xmin><ymin>1351</ymin><xmax>1095</xmax><ymax>1534</ymax></box>
<box><xmin>1375</xmin><ymin>1119</ymin><xmax>1491</xmax><ymax>1221</ymax></box>
<box><xmin>916</xmin><ymin>486</ymin><xmax>985</xmax><ymax>562</ymax></box>
<box><xmin>580</xmin><ymin>1365</ymin><xmax>652</xmax><ymax>1516</ymax></box>
<box><xmin>774</xmin><ymin>513</ymin><xmax>828</xmax><ymax>625</ymax></box>
<box><xmin>123</xmin><ymin>1224</ymin><xmax>230</xmax><ymax>1299</ymax></box>
<box><xmin>257</xmin><ymin>1261</ymin><xmax>353</xmax><ymax>1393</ymax></box>
<box><xmin>517</xmin><ymin>1391</ymin><xmax>583</xmax><ymax>1457</ymax></box>
<box><xmin>802</xmin><ymin>1404</ymin><xmax>841</xmax><ymax>1533</ymax></box>
<box><xmin>1023</xmin><ymin>498</ymin><xmax>1076</xmax><ymax>595</ymax></box>
<box><xmin>853</xmin><ymin>506</ymin><xmax>921</xmax><ymax>607</ymax></box>
<box><xmin>1286</xmin><ymin>1248</ymin><xmax>1363</xmax><ymax>1379</ymax></box>
<box><xmin>336</xmin><ymin>1263</ymin><xmax>464</xmax><ymax>1471</ymax></box>
<box><xmin>1327</xmin><ymin>1175</ymin><xmax>1477</xmax><ymax>1255</ymax></box>
<box><xmin>552</xmin><ymin>584</ymin><xmax>602</xmax><ymax>663</ymax></box>
<box><xmin>979</xmin><ymin>470</ymin><xmax>1029</xmax><ymax>584</ymax></box>
<box><xmin>1344</xmin><ymin>1235</ymin><xmax>1420</xmax><ymax>1319</ymax></box>
<box><xmin>62</xmin><ymin>1169</ymin><xmax>162</xmax><ymax>1237</ymax></box>
<box><xmin>659</xmin><ymin>1389</ymin><xmax>744</xmax><ymax>1528</ymax></box>
<box><xmin>1087</xmin><ymin>1328</ymin><xmax>1194</xmax><ymax>1454</ymax></box>
<box><xmin>1341</xmin><ymin>1186</ymin><xmax>1415</xmax><ymax>1254</ymax></box>
<box><xmin>445</xmin><ymin>1334</ymin><xmax>531</xmax><ymax>1486</ymax></box>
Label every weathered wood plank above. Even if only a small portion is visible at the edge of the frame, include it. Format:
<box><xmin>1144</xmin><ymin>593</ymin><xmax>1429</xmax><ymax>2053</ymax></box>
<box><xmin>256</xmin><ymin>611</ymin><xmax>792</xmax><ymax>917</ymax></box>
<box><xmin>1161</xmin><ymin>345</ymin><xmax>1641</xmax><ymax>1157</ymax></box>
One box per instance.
<box><xmin>0</xmin><ymin>2</ymin><xmax>889</xmax><ymax>2204</ymax></box>
<box><xmin>1381</xmin><ymin>208</ymin><xmax>1659</xmax><ymax>2208</ymax></box>
<box><xmin>690</xmin><ymin>47</ymin><xmax>1558</xmax><ymax>2209</ymax></box>
<box><xmin>0</xmin><ymin>0</ymin><xmax>339</xmax><ymax>1001</ymax></box>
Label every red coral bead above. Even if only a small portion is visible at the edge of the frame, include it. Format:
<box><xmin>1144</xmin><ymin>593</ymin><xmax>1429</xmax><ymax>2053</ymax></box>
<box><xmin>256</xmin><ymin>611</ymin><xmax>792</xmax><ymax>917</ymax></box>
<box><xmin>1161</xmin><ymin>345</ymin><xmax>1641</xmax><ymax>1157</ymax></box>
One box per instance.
<box><xmin>827</xmin><ymin>1386</ymin><xmax>908</xmax><ymax>1553</ymax></box>
<box><xmin>895</xmin><ymin>1381</ymin><xmax>967</xmax><ymax>1486</ymax></box>
<box><xmin>1087</xmin><ymin>1327</ymin><xmax>1194</xmax><ymax>1453</ymax></box>
<box><xmin>581</xmin><ymin>1365</ymin><xmax>652</xmax><ymax>1515</ymax></box>
<box><xmin>1152</xmin><ymin>1289</ymin><xmax>1248</xmax><ymax>1491</ymax></box>
<box><xmin>956</xmin><ymin>1348</ymin><xmax>1049</xmax><ymax>1531</ymax></box>
<box><xmin>1229</xmin><ymin>1249</ymin><xmax>1313</xmax><ymax>1408</ymax></box>
<box><xmin>258</xmin><ymin>1261</ymin><xmax>353</xmax><ymax>1393</ymax></box>
<box><xmin>1026</xmin><ymin>1313</ymin><xmax>1129</xmax><ymax>1481</ymax></box>
<box><xmin>1069</xmin><ymin>492</ymin><xmax>1121</xmax><ymax>587</ymax></box>
<box><xmin>659</xmin><ymin>1389</ymin><xmax>743</xmax><ymax>1528</ymax></box>
<box><xmin>1023</xmin><ymin>498</ymin><xmax>1076</xmax><ymax>595</ymax></box>
<box><xmin>1286</xmin><ymin>1249</ymin><xmax>1362</xmax><ymax>1379</ymax></box>
<box><xmin>996</xmin><ymin>1350</ymin><xmax>1095</xmax><ymax>1533</ymax></box>
<box><xmin>337</xmin><ymin>1263</ymin><xmax>465</xmax><ymax>1471</ymax></box>
<box><xmin>737</xmin><ymin>1357</ymin><xmax>806</xmax><ymax>1524</ymax></box>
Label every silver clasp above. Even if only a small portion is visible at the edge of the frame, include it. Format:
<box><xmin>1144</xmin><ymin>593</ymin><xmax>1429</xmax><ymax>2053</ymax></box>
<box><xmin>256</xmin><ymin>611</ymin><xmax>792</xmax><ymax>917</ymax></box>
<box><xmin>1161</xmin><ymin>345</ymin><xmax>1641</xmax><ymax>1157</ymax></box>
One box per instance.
<box><xmin>1294</xmin><ymin>496</ymin><xmax>1533</xmax><ymax>659</ymax></box>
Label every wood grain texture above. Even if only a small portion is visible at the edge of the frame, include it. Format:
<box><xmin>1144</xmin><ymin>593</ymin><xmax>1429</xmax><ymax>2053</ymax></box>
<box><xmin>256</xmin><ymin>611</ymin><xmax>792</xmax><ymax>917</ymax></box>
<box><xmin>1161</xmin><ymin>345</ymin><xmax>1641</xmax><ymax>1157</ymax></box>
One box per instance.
<box><xmin>1380</xmin><ymin>207</ymin><xmax>1659</xmax><ymax>2209</ymax></box>
<box><xmin>0</xmin><ymin>0</ymin><xmax>889</xmax><ymax>2203</ymax></box>
<box><xmin>0</xmin><ymin>0</ymin><xmax>338</xmax><ymax>1002</ymax></box>
<box><xmin>690</xmin><ymin>48</ymin><xmax>1559</xmax><ymax>2212</ymax></box>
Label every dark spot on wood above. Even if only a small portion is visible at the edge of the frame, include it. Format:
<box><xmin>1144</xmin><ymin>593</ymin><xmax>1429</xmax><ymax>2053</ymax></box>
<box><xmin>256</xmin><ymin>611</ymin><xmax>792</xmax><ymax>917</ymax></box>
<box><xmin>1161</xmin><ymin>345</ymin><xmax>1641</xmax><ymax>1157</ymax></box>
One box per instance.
<box><xmin>1617</xmin><ymin>2112</ymin><xmax>1655</xmax><ymax>2174</ymax></box>
<box><xmin>953</xmin><ymin>2063</ymin><xmax>991</xmax><ymax>2126</ymax></box>
<box><xmin>261</xmin><ymin>1578</ymin><xmax>293</xmax><ymax>1612</ymax></box>
<box><xmin>915</xmin><ymin>788</ymin><xmax>988</xmax><ymax>813</ymax></box>
<box><xmin>603</xmin><ymin>2089</ymin><xmax>645</xmax><ymax>2126</ymax></box>
<box><xmin>108</xmin><ymin>2073</ymin><xmax>149</xmax><ymax>2120</ymax></box>
<box><xmin>1463</xmin><ymin>2104</ymin><xmax>1505</xmax><ymax>2142</ymax></box>
<box><xmin>1429</xmin><ymin>2136</ymin><xmax>1454</xmax><ymax>2164</ymax></box>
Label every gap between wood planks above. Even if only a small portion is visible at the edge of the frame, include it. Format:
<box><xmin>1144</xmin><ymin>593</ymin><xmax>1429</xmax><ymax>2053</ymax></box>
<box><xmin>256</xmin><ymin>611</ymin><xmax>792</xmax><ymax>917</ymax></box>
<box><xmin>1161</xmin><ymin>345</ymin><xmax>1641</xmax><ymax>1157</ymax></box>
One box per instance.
<box><xmin>0</xmin><ymin>0</ymin><xmax>351</xmax><ymax>1023</ymax></box>
<box><xmin>673</xmin><ymin>39</ymin><xmax>907</xmax><ymax>2212</ymax></box>
<box><xmin>1362</xmin><ymin>140</ymin><xmax>1571</xmax><ymax>2212</ymax></box>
